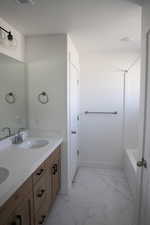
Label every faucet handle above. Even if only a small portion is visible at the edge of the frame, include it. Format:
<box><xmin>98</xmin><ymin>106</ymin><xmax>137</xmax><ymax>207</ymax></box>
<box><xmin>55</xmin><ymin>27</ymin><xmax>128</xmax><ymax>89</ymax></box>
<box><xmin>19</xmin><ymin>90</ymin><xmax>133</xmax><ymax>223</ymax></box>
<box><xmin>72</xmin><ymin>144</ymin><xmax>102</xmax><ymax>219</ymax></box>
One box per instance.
<box><xmin>12</xmin><ymin>128</ymin><xmax>25</xmax><ymax>144</ymax></box>
<box><xmin>18</xmin><ymin>128</ymin><xmax>25</xmax><ymax>133</ymax></box>
<box><xmin>2</xmin><ymin>127</ymin><xmax>11</xmax><ymax>137</ymax></box>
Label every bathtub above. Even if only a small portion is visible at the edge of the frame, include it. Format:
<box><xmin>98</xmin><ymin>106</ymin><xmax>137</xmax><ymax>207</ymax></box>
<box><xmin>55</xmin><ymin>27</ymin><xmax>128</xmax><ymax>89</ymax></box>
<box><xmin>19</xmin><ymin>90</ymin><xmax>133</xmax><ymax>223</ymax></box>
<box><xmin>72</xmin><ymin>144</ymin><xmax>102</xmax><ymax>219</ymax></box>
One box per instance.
<box><xmin>124</xmin><ymin>149</ymin><xmax>138</xmax><ymax>198</ymax></box>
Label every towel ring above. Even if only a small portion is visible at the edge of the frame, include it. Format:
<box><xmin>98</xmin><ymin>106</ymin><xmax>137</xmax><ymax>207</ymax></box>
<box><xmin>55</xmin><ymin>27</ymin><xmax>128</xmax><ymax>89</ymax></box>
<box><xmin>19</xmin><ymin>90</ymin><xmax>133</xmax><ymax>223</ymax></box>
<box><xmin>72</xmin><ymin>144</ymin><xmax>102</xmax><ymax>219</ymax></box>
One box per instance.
<box><xmin>38</xmin><ymin>92</ymin><xmax>49</xmax><ymax>104</ymax></box>
<box><xmin>5</xmin><ymin>92</ymin><xmax>16</xmax><ymax>104</ymax></box>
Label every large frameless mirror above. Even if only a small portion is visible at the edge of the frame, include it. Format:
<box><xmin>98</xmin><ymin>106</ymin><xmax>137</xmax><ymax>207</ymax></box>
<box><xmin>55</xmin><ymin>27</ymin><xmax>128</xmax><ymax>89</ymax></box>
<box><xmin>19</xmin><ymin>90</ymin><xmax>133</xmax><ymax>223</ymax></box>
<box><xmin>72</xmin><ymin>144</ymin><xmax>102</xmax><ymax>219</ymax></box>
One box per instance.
<box><xmin>0</xmin><ymin>53</ymin><xmax>27</xmax><ymax>140</ymax></box>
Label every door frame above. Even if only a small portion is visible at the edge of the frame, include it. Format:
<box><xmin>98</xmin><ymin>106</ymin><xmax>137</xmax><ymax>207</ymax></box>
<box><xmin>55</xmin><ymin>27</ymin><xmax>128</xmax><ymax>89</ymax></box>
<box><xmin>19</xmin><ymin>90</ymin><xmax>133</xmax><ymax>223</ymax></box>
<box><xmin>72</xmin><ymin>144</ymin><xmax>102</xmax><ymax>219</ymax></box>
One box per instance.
<box><xmin>68</xmin><ymin>52</ymin><xmax>80</xmax><ymax>185</ymax></box>
<box><xmin>135</xmin><ymin>29</ymin><xmax>150</xmax><ymax>225</ymax></box>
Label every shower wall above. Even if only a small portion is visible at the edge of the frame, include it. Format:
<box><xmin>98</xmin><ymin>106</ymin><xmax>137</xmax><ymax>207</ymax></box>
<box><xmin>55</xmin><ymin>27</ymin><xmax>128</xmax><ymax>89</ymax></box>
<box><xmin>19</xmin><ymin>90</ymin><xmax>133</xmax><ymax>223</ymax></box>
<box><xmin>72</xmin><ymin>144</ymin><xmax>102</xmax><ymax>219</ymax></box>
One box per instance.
<box><xmin>124</xmin><ymin>59</ymin><xmax>141</xmax><ymax>150</ymax></box>
<box><xmin>79</xmin><ymin>52</ymin><xmax>140</xmax><ymax>168</ymax></box>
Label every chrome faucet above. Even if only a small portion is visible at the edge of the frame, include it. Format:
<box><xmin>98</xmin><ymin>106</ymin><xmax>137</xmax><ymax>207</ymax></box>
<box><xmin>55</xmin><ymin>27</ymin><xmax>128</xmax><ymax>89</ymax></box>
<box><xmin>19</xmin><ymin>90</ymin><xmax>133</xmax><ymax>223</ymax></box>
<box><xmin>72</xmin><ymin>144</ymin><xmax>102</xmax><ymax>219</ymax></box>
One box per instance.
<box><xmin>12</xmin><ymin>128</ymin><xmax>24</xmax><ymax>144</ymax></box>
<box><xmin>2</xmin><ymin>127</ymin><xmax>11</xmax><ymax>137</ymax></box>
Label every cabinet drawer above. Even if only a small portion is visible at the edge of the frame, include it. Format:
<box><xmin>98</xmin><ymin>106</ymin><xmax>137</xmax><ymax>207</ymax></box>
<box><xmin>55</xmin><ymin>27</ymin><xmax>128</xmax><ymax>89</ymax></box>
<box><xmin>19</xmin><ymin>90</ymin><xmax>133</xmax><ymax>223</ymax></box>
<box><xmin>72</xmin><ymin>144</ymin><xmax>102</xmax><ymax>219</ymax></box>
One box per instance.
<box><xmin>33</xmin><ymin>171</ymin><xmax>49</xmax><ymax>212</ymax></box>
<box><xmin>1</xmin><ymin>193</ymin><xmax>34</xmax><ymax>225</ymax></box>
<box><xmin>33</xmin><ymin>162</ymin><xmax>47</xmax><ymax>185</ymax></box>
<box><xmin>0</xmin><ymin>177</ymin><xmax>32</xmax><ymax>225</ymax></box>
<box><xmin>35</xmin><ymin>200</ymin><xmax>49</xmax><ymax>225</ymax></box>
<box><xmin>45</xmin><ymin>145</ymin><xmax>61</xmax><ymax>168</ymax></box>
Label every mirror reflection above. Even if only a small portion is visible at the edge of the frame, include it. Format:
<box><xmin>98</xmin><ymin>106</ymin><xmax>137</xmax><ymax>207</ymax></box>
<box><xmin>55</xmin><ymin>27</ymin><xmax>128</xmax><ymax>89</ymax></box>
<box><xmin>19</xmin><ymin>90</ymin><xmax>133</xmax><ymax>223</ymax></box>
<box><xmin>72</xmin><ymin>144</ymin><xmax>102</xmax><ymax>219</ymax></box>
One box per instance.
<box><xmin>0</xmin><ymin>53</ymin><xmax>27</xmax><ymax>139</ymax></box>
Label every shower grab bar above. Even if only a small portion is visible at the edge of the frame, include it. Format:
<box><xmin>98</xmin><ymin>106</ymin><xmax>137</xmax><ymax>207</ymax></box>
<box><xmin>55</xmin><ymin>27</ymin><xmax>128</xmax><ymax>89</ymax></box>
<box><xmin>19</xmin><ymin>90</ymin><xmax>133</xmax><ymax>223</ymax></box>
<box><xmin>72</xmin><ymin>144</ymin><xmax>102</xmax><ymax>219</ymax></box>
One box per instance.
<box><xmin>84</xmin><ymin>111</ymin><xmax>118</xmax><ymax>115</ymax></box>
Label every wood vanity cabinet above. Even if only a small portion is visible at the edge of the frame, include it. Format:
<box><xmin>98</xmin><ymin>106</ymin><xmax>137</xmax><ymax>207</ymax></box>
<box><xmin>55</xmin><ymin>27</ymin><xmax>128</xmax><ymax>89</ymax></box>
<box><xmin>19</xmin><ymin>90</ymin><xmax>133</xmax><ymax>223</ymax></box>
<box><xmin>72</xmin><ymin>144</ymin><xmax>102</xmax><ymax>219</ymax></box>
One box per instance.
<box><xmin>0</xmin><ymin>145</ymin><xmax>61</xmax><ymax>225</ymax></box>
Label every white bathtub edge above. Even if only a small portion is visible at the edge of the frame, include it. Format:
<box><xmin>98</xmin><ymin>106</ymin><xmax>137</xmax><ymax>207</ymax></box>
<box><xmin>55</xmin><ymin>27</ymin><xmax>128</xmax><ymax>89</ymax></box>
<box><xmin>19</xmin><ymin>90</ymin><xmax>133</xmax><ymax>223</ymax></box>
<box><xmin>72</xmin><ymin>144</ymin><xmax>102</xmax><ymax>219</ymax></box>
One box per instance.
<box><xmin>124</xmin><ymin>148</ymin><xmax>138</xmax><ymax>199</ymax></box>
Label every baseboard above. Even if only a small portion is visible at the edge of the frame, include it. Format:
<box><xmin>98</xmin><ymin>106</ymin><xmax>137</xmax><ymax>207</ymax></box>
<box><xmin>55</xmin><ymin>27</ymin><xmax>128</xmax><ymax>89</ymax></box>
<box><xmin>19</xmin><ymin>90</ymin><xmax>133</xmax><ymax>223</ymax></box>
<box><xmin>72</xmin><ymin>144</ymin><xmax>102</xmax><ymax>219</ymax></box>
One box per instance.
<box><xmin>79</xmin><ymin>161</ymin><xmax>123</xmax><ymax>170</ymax></box>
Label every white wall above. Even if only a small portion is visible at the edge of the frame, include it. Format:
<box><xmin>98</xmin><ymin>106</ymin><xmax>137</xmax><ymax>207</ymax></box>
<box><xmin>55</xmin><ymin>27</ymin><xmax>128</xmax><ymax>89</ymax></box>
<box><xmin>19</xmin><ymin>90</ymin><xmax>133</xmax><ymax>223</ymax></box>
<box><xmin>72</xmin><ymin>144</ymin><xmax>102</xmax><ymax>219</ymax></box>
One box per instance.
<box><xmin>26</xmin><ymin>34</ymin><xmax>79</xmax><ymax>193</ymax></box>
<box><xmin>0</xmin><ymin>17</ymin><xmax>24</xmax><ymax>62</ymax></box>
<box><xmin>26</xmin><ymin>34</ymin><xmax>68</xmax><ymax>193</ymax></box>
<box><xmin>124</xmin><ymin>59</ymin><xmax>141</xmax><ymax>150</ymax></box>
<box><xmin>79</xmin><ymin>52</ymin><xmax>140</xmax><ymax>168</ymax></box>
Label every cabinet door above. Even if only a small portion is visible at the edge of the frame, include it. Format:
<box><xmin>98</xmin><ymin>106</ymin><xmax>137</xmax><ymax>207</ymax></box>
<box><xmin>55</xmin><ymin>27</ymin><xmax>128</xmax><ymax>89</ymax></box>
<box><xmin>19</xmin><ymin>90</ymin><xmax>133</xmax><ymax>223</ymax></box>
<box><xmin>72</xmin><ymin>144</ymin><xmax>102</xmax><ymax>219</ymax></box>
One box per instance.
<box><xmin>53</xmin><ymin>159</ymin><xmax>61</xmax><ymax>195</ymax></box>
<box><xmin>51</xmin><ymin>157</ymin><xmax>61</xmax><ymax>201</ymax></box>
<box><xmin>5</xmin><ymin>194</ymin><xmax>33</xmax><ymax>225</ymax></box>
<box><xmin>49</xmin><ymin>161</ymin><xmax>58</xmax><ymax>202</ymax></box>
<box><xmin>33</xmin><ymin>171</ymin><xmax>49</xmax><ymax>212</ymax></box>
<box><xmin>35</xmin><ymin>199</ymin><xmax>49</xmax><ymax>225</ymax></box>
<box><xmin>45</xmin><ymin>147</ymin><xmax>61</xmax><ymax>205</ymax></box>
<box><xmin>51</xmin><ymin>162</ymin><xmax>56</xmax><ymax>202</ymax></box>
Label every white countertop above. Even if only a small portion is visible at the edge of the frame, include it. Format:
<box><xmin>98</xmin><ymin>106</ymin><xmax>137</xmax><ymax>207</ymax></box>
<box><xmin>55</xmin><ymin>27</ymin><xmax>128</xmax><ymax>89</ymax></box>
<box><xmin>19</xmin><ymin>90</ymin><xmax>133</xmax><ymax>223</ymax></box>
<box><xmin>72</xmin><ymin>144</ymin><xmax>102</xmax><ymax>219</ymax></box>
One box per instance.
<box><xmin>0</xmin><ymin>135</ymin><xmax>63</xmax><ymax>208</ymax></box>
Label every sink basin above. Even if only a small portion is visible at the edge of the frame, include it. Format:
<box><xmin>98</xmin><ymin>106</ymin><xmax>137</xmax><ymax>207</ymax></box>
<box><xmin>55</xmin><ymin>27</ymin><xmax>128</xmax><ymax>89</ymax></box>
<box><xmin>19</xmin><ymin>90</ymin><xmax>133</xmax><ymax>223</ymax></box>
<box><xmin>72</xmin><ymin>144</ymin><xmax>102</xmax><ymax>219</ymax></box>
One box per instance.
<box><xmin>0</xmin><ymin>167</ymin><xmax>9</xmax><ymax>184</ymax></box>
<box><xmin>19</xmin><ymin>139</ymin><xmax>49</xmax><ymax>149</ymax></box>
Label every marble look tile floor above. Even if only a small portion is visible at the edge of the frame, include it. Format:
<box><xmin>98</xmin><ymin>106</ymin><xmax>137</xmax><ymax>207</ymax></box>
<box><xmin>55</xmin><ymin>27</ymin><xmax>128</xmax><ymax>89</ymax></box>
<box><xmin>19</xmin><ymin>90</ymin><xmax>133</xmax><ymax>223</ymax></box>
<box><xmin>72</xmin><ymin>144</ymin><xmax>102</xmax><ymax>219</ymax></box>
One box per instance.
<box><xmin>46</xmin><ymin>167</ymin><xmax>135</xmax><ymax>225</ymax></box>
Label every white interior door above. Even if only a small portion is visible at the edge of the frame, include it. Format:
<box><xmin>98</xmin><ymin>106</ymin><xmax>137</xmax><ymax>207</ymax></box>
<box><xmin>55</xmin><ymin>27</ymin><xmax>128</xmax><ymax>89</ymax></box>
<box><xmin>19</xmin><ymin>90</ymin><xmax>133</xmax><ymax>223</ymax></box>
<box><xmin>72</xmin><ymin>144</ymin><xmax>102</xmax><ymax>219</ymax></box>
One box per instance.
<box><xmin>138</xmin><ymin>29</ymin><xmax>150</xmax><ymax>225</ymax></box>
<box><xmin>69</xmin><ymin>62</ymin><xmax>79</xmax><ymax>182</ymax></box>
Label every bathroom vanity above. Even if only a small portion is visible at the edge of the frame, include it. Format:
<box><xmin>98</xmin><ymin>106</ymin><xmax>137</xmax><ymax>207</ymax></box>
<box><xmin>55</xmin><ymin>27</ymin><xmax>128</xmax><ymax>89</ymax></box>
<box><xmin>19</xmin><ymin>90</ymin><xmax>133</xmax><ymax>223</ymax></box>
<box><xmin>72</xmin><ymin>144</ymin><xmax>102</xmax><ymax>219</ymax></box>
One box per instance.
<box><xmin>0</xmin><ymin>137</ymin><xmax>62</xmax><ymax>225</ymax></box>
<box><xmin>0</xmin><ymin>49</ymin><xmax>64</xmax><ymax>225</ymax></box>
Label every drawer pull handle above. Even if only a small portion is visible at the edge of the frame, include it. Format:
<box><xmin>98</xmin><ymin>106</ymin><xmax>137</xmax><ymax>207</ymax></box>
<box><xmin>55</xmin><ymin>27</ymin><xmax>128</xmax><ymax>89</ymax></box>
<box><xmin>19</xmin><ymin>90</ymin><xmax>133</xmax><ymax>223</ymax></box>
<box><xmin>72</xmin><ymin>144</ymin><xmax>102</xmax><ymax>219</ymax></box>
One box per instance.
<box><xmin>52</xmin><ymin>165</ymin><xmax>56</xmax><ymax>175</ymax></box>
<box><xmin>16</xmin><ymin>215</ymin><xmax>22</xmax><ymax>225</ymax></box>
<box><xmin>52</xmin><ymin>164</ymin><xmax>58</xmax><ymax>175</ymax></box>
<box><xmin>36</xmin><ymin>168</ymin><xmax>44</xmax><ymax>176</ymax></box>
<box><xmin>37</xmin><ymin>189</ymin><xmax>45</xmax><ymax>198</ymax></box>
<box><xmin>39</xmin><ymin>215</ymin><xmax>46</xmax><ymax>225</ymax></box>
